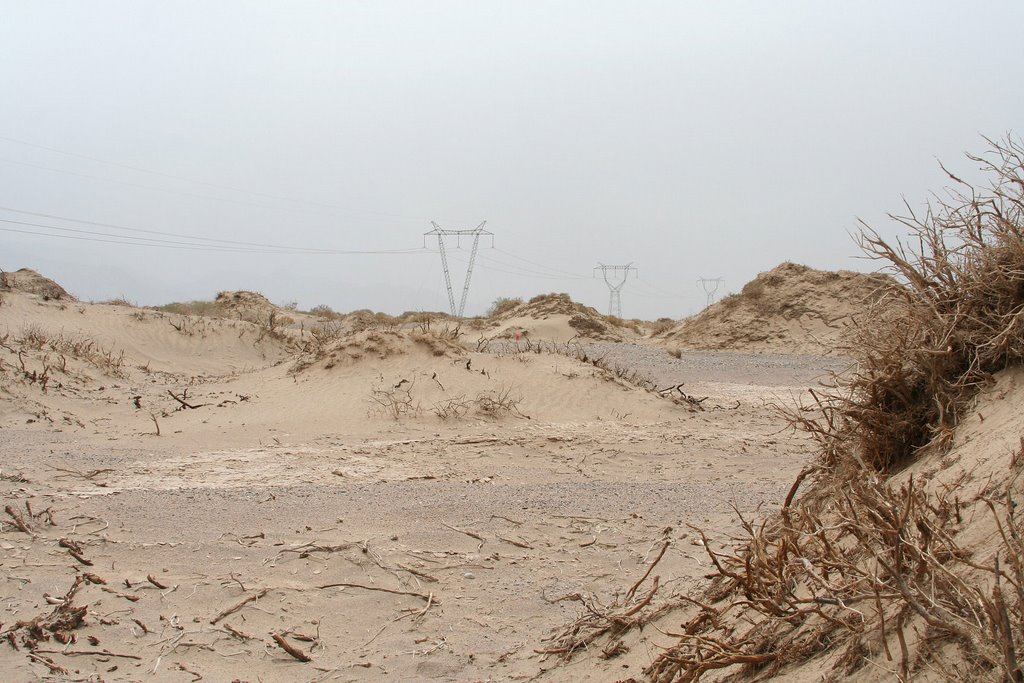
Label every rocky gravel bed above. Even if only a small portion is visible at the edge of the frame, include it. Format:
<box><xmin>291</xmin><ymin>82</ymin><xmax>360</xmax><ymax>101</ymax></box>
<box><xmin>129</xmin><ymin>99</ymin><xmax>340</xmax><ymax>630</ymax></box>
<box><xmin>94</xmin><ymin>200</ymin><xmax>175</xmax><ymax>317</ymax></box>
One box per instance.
<box><xmin>488</xmin><ymin>340</ymin><xmax>848</xmax><ymax>388</ymax></box>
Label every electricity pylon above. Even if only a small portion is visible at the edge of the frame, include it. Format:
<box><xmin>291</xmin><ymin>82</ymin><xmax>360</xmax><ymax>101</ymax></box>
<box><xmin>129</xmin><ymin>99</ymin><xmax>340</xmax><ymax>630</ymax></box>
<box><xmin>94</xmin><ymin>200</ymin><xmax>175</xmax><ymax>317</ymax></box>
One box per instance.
<box><xmin>697</xmin><ymin>277</ymin><xmax>724</xmax><ymax>308</ymax></box>
<box><xmin>594</xmin><ymin>262</ymin><xmax>637</xmax><ymax>318</ymax></box>
<box><xmin>424</xmin><ymin>221</ymin><xmax>493</xmax><ymax>318</ymax></box>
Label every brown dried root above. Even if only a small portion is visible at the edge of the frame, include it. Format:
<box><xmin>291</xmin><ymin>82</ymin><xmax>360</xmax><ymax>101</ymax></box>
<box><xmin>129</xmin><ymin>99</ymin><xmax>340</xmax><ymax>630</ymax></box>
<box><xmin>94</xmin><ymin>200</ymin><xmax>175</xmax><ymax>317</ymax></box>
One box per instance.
<box><xmin>3</xmin><ymin>576</ymin><xmax>88</xmax><ymax>650</ymax></box>
<box><xmin>538</xmin><ymin>541</ymin><xmax>670</xmax><ymax>661</ymax></box>
<box><xmin>648</xmin><ymin>473</ymin><xmax>1024</xmax><ymax>682</ymax></box>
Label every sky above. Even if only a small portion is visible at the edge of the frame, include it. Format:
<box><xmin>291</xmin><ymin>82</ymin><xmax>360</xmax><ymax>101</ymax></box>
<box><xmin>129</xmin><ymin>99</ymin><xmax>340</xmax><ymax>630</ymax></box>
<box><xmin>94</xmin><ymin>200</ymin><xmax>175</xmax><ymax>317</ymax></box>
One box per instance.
<box><xmin>1</xmin><ymin>2</ymin><xmax>1022</xmax><ymax>320</ymax></box>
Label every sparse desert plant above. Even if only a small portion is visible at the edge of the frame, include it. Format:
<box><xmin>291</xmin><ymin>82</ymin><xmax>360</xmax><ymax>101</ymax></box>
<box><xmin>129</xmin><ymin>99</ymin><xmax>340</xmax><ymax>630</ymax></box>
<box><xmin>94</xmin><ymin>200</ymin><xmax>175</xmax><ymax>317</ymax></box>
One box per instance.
<box><xmin>431</xmin><ymin>395</ymin><xmax>471</xmax><ymax>420</ymax></box>
<box><xmin>487</xmin><ymin>296</ymin><xmax>523</xmax><ymax>318</ymax></box>
<box><xmin>529</xmin><ymin>292</ymin><xmax>571</xmax><ymax>305</ymax></box>
<box><xmin>155</xmin><ymin>300</ymin><xmax>225</xmax><ymax>317</ymax></box>
<box><xmin>568</xmin><ymin>314</ymin><xmax>607</xmax><ymax>337</ymax></box>
<box><xmin>308</xmin><ymin>304</ymin><xmax>340</xmax><ymax>319</ymax></box>
<box><xmin>11</xmin><ymin>326</ymin><xmax>126</xmax><ymax>377</ymax></box>
<box><xmin>305</xmin><ymin>319</ymin><xmax>345</xmax><ymax>354</ymax></box>
<box><xmin>474</xmin><ymin>385</ymin><xmax>529</xmax><ymax>419</ymax></box>
<box><xmin>102</xmin><ymin>296</ymin><xmax>135</xmax><ymax>307</ymax></box>
<box><xmin>167</xmin><ymin>314</ymin><xmax>211</xmax><ymax>338</ymax></box>
<box><xmin>716</xmin><ymin>292</ymin><xmax>740</xmax><ymax>310</ymax></box>
<box><xmin>17</xmin><ymin>324</ymin><xmax>49</xmax><ymax>350</ymax></box>
<box><xmin>369</xmin><ymin>379</ymin><xmax>420</xmax><ymax>419</ymax></box>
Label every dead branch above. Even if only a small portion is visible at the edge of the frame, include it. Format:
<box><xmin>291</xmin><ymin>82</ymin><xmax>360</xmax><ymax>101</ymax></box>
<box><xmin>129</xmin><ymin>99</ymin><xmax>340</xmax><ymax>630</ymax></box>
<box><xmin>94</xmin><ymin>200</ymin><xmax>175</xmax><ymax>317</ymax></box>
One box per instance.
<box><xmin>167</xmin><ymin>389</ymin><xmax>208</xmax><ymax>409</ymax></box>
<box><xmin>626</xmin><ymin>540</ymin><xmax>669</xmax><ymax>600</ymax></box>
<box><xmin>32</xmin><ymin>648</ymin><xmax>141</xmax><ymax>660</ymax></box>
<box><xmin>318</xmin><ymin>582</ymin><xmax>437</xmax><ymax>603</ymax></box>
<box><xmin>442</xmin><ymin>522</ymin><xmax>485</xmax><ymax>548</ymax></box>
<box><xmin>271</xmin><ymin>633</ymin><xmax>311</xmax><ymax>662</ymax></box>
<box><xmin>209</xmin><ymin>588</ymin><xmax>268</xmax><ymax>624</ymax></box>
<box><xmin>58</xmin><ymin>538</ymin><xmax>92</xmax><ymax>566</ymax></box>
<box><xmin>4</xmin><ymin>505</ymin><xmax>32</xmax><ymax>534</ymax></box>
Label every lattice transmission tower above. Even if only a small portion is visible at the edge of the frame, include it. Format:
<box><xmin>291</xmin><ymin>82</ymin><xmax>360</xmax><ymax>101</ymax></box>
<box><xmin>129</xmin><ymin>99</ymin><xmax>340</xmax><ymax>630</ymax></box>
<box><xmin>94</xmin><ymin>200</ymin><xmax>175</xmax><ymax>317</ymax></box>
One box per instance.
<box><xmin>423</xmin><ymin>221</ymin><xmax>493</xmax><ymax>318</ymax></box>
<box><xmin>594</xmin><ymin>262</ymin><xmax>637</xmax><ymax>318</ymax></box>
<box><xmin>697</xmin><ymin>277</ymin><xmax>724</xmax><ymax>308</ymax></box>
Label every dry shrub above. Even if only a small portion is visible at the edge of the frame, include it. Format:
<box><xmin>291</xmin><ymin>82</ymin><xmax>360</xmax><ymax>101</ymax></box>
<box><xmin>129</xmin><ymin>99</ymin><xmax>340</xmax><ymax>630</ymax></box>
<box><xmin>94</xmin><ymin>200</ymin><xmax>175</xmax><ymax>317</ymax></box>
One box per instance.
<box><xmin>568</xmin><ymin>314</ymin><xmax>607</xmax><ymax>337</ymax></box>
<box><xmin>815</xmin><ymin>136</ymin><xmax>1024</xmax><ymax>472</ymax></box>
<box><xmin>529</xmin><ymin>292</ymin><xmax>572</xmax><ymax>305</ymax></box>
<box><xmin>156</xmin><ymin>299</ymin><xmax>226</xmax><ymax>317</ymax></box>
<box><xmin>346</xmin><ymin>309</ymin><xmax>398</xmax><ymax>332</ymax></box>
<box><xmin>643</xmin><ymin>136</ymin><xmax>1024</xmax><ymax>681</ymax></box>
<box><xmin>304</xmin><ymin>319</ymin><xmax>345</xmax><ymax>355</ymax></box>
<box><xmin>474</xmin><ymin>385</ymin><xmax>529</xmax><ymax>419</ymax></box>
<box><xmin>308</xmin><ymin>304</ymin><xmax>341</xmax><ymax>319</ymax></box>
<box><xmin>368</xmin><ymin>380</ymin><xmax>420</xmax><ymax>419</ymax></box>
<box><xmin>9</xmin><ymin>325</ymin><xmax>126</xmax><ymax>378</ymax></box>
<box><xmin>649</xmin><ymin>318</ymin><xmax>676</xmax><ymax>336</ymax></box>
<box><xmin>431</xmin><ymin>395</ymin><xmax>471</xmax><ymax>419</ymax></box>
<box><xmin>101</xmin><ymin>296</ymin><xmax>135</xmax><ymax>307</ymax></box>
<box><xmin>487</xmin><ymin>296</ymin><xmax>523</xmax><ymax>318</ymax></box>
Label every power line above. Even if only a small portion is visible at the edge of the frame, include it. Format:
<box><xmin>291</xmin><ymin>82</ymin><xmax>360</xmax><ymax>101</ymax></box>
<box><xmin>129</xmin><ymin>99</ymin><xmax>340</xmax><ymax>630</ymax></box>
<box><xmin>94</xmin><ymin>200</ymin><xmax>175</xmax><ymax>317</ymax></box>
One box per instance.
<box><xmin>634</xmin><ymin>276</ymin><xmax>689</xmax><ymax>299</ymax></box>
<box><xmin>0</xmin><ymin>215</ymin><xmax>429</xmax><ymax>256</ymax></box>
<box><xmin>0</xmin><ymin>135</ymin><xmax>421</xmax><ymax>221</ymax></box>
<box><xmin>0</xmin><ymin>206</ymin><xmax>420</xmax><ymax>254</ymax></box>
<box><xmin>477</xmin><ymin>253</ymin><xmax>591</xmax><ymax>281</ymax></box>
<box><xmin>0</xmin><ymin>224</ymin><xmax>293</xmax><ymax>253</ymax></box>
<box><xmin>0</xmin><ymin>156</ymin><xmax>317</xmax><ymax>216</ymax></box>
<box><xmin>491</xmin><ymin>247</ymin><xmax>592</xmax><ymax>280</ymax></box>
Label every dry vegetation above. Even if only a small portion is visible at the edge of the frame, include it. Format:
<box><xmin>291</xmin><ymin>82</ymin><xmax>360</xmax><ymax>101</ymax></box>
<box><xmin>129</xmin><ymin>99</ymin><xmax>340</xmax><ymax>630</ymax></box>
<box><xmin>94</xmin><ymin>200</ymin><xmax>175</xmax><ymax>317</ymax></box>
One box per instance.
<box><xmin>659</xmin><ymin>262</ymin><xmax>892</xmax><ymax>354</ymax></box>
<box><xmin>636</xmin><ymin>136</ymin><xmax>1024</xmax><ymax>681</ymax></box>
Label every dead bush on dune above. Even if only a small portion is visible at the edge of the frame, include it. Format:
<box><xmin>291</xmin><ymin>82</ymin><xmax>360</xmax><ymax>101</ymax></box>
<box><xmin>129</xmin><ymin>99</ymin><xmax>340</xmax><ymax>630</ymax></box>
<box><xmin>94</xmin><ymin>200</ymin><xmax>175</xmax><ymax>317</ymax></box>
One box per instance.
<box><xmin>487</xmin><ymin>296</ymin><xmax>523</xmax><ymax>318</ymax></box>
<box><xmin>8</xmin><ymin>325</ymin><xmax>126</xmax><ymax>378</ymax></box>
<box><xmin>562</xmin><ymin>137</ymin><xmax>1024</xmax><ymax>681</ymax></box>
<box><xmin>474</xmin><ymin>385</ymin><xmax>530</xmax><ymax>419</ymax></box>
<box><xmin>569</xmin><ymin>314</ymin><xmax>607</xmax><ymax>337</ymax></box>
<box><xmin>813</xmin><ymin>136</ymin><xmax>1024</xmax><ymax>472</ymax></box>
<box><xmin>369</xmin><ymin>379</ymin><xmax>421</xmax><ymax>419</ymax></box>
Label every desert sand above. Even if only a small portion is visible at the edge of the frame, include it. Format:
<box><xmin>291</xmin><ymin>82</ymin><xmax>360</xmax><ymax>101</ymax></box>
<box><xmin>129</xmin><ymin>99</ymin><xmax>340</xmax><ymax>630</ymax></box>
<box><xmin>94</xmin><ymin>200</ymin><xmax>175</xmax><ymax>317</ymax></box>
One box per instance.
<box><xmin>2</xmin><ymin>259</ymin><xmax>1017</xmax><ymax>683</ymax></box>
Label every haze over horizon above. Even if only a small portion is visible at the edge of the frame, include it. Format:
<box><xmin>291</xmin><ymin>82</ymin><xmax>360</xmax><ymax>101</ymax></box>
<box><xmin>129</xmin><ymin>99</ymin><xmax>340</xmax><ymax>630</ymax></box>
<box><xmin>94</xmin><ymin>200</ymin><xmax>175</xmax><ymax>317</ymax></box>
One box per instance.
<box><xmin>2</xmin><ymin>2</ymin><xmax>1022</xmax><ymax>319</ymax></box>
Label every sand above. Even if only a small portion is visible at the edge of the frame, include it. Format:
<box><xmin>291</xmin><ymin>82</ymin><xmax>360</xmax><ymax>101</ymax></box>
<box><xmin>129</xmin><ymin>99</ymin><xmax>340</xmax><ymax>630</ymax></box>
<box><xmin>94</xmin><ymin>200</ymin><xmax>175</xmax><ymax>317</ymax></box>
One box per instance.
<box><xmin>0</xmin><ymin>278</ymin><xmax>842</xmax><ymax>682</ymax></box>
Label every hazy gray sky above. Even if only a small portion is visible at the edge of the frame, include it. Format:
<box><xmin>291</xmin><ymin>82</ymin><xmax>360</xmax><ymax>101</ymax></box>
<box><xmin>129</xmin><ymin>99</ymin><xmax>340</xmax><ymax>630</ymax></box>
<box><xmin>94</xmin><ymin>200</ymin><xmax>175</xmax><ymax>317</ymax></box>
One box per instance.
<box><xmin>2</xmin><ymin>2</ymin><xmax>1022</xmax><ymax>319</ymax></box>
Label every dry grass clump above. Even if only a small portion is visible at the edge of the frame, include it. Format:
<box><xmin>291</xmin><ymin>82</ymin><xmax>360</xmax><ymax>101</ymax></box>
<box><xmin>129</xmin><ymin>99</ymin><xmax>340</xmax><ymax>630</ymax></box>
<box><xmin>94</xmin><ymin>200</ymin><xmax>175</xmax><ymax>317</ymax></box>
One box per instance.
<box><xmin>14</xmin><ymin>325</ymin><xmax>126</xmax><ymax>374</ymax></box>
<box><xmin>100</xmin><ymin>296</ymin><xmax>136</xmax><ymax>307</ymax></box>
<box><xmin>155</xmin><ymin>299</ymin><xmax>226</xmax><ymax>317</ymax></box>
<box><xmin>637</xmin><ymin>137</ymin><xmax>1024</xmax><ymax>681</ymax></box>
<box><xmin>487</xmin><ymin>296</ymin><xmax>523</xmax><ymax>318</ymax></box>
<box><xmin>568</xmin><ymin>314</ymin><xmax>607</xmax><ymax>337</ymax></box>
<box><xmin>307</xmin><ymin>304</ymin><xmax>342</xmax><ymax>319</ymax></box>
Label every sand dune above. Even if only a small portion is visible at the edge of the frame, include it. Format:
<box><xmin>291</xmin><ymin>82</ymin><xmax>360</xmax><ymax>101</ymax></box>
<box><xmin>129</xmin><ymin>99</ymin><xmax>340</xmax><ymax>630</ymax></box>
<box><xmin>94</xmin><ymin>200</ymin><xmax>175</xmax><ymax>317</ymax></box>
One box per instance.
<box><xmin>0</xmin><ymin>278</ymin><xmax>831</xmax><ymax>682</ymax></box>
<box><xmin>658</xmin><ymin>262</ymin><xmax>893</xmax><ymax>354</ymax></box>
<box><xmin>2</xmin><ymin>246</ymin><xmax>1010</xmax><ymax>682</ymax></box>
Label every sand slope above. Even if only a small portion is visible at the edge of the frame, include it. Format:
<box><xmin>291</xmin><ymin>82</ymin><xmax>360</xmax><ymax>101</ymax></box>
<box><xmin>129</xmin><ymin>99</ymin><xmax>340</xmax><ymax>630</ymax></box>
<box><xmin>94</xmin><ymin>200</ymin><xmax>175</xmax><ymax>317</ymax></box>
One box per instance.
<box><xmin>659</xmin><ymin>262</ymin><xmax>893</xmax><ymax>354</ymax></box>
